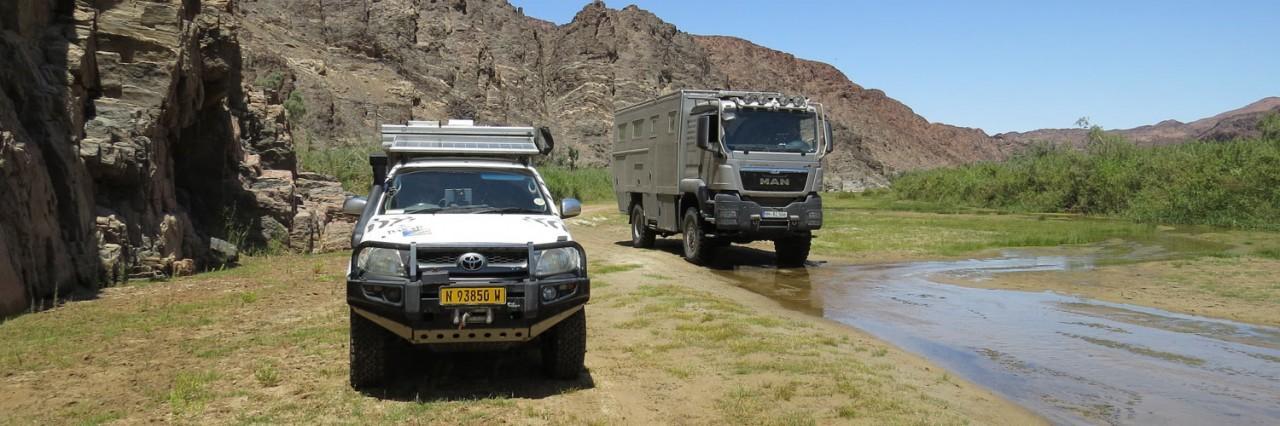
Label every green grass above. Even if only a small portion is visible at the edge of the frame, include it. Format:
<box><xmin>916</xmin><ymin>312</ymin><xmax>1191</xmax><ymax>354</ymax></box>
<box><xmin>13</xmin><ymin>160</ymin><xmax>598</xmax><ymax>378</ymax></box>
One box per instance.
<box><xmin>1254</xmin><ymin>247</ymin><xmax>1280</xmax><ymax>260</ymax></box>
<box><xmin>296</xmin><ymin>141</ymin><xmax>380</xmax><ymax>192</ymax></box>
<box><xmin>890</xmin><ymin>122</ymin><xmax>1280</xmax><ymax>231</ymax></box>
<box><xmin>590</xmin><ymin>262</ymin><xmax>643</xmax><ymax>274</ymax></box>
<box><xmin>814</xmin><ymin>193</ymin><xmax>1155</xmax><ymax>258</ymax></box>
<box><xmin>538</xmin><ymin>167</ymin><xmax>614</xmax><ymax>203</ymax></box>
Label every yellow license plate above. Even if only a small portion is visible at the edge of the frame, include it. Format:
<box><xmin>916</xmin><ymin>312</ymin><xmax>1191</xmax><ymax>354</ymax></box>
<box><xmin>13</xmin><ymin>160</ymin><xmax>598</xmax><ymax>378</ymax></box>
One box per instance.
<box><xmin>439</xmin><ymin>287</ymin><xmax>506</xmax><ymax>306</ymax></box>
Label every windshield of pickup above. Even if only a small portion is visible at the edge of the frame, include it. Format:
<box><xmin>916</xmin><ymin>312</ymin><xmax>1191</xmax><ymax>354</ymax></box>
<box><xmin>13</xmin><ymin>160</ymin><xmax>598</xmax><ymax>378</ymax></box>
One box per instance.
<box><xmin>722</xmin><ymin>109</ymin><xmax>818</xmax><ymax>154</ymax></box>
<box><xmin>382</xmin><ymin>169</ymin><xmax>552</xmax><ymax>215</ymax></box>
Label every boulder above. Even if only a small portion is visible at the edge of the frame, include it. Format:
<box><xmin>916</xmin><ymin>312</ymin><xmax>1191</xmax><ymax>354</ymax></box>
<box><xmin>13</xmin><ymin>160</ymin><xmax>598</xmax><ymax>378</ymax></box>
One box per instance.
<box><xmin>209</xmin><ymin>237</ymin><xmax>240</xmax><ymax>266</ymax></box>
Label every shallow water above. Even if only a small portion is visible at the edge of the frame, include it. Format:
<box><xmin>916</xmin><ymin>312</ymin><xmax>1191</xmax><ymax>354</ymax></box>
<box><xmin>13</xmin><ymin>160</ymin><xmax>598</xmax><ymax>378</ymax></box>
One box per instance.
<box><xmin>717</xmin><ymin>253</ymin><xmax>1280</xmax><ymax>425</ymax></box>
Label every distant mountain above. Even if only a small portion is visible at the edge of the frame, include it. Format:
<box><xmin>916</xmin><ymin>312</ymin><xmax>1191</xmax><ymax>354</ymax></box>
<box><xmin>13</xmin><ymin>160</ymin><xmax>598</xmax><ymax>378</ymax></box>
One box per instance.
<box><xmin>994</xmin><ymin>97</ymin><xmax>1280</xmax><ymax>147</ymax></box>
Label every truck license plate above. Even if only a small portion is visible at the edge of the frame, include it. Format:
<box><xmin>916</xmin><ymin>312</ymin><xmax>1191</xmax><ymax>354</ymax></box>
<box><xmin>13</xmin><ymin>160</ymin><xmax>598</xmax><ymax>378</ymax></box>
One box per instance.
<box><xmin>440</xmin><ymin>287</ymin><xmax>506</xmax><ymax>305</ymax></box>
<box><xmin>762</xmin><ymin>210</ymin><xmax>788</xmax><ymax>219</ymax></box>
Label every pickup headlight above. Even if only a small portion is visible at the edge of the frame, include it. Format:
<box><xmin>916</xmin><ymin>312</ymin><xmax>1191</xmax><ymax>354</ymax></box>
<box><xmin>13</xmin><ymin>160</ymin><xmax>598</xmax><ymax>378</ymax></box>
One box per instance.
<box><xmin>534</xmin><ymin>247</ymin><xmax>582</xmax><ymax>278</ymax></box>
<box><xmin>356</xmin><ymin>247</ymin><xmax>407</xmax><ymax>278</ymax></box>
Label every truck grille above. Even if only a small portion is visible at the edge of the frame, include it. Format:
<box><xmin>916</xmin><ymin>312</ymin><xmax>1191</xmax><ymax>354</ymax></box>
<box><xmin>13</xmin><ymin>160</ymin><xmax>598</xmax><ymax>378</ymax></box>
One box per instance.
<box><xmin>740</xmin><ymin>170</ymin><xmax>807</xmax><ymax>192</ymax></box>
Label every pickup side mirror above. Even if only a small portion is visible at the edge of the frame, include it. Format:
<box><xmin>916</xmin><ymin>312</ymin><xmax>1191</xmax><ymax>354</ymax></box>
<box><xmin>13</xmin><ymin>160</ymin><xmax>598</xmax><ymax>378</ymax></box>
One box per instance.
<box><xmin>343</xmin><ymin>196</ymin><xmax>368</xmax><ymax>216</ymax></box>
<box><xmin>824</xmin><ymin>121</ymin><xmax>834</xmax><ymax>154</ymax></box>
<box><xmin>560</xmin><ymin>198</ymin><xmax>582</xmax><ymax>219</ymax></box>
<box><xmin>696</xmin><ymin>115</ymin><xmax>718</xmax><ymax>152</ymax></box>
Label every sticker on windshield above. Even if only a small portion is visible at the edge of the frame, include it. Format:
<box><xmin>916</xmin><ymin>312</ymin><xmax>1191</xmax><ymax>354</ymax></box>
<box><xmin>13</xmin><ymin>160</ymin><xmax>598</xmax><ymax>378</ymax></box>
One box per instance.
<box><xmin>533</xmin><ymin>198</ymin><xmax>546</xmax><ymax>206</ymax></box>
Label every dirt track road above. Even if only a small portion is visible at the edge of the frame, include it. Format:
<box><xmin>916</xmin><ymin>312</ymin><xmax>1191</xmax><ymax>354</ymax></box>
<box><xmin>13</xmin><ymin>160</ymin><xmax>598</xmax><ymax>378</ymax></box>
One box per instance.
<box><xmin>0</xmin><ymin>207</ymin><xmax>1040</xmax><ymax>424</ymax></box>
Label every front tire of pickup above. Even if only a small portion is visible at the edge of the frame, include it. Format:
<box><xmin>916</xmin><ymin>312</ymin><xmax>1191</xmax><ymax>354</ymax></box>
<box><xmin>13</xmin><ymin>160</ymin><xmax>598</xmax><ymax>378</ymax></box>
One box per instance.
<box><xmin>774</xmin><ymin>234</ymin><xmax>812</xmax><ymax>268</ymax></box>
<box><xmin>682</xmin><ymin>207</ymin><xmax>716</xmax><ymax>265</ymax></box>
<box><xmin>631</xmin><ymin>204</ymin><xmax>655</xmax><ymax>249</ymax></box>
<box><xmin>542</xmin><ymin>308</ymin><xmax>587</xmax><ymax>380</ymax></box>
<box><xmin>350</xmin><ymin>309</ymin><xmax>395</xmax><ymax>390</ymax></box>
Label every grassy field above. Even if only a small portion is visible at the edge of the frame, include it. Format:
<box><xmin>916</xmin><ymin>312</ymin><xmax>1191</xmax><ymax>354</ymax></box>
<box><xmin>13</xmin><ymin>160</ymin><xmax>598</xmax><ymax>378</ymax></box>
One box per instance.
<box><xmin>813</xmin><ymin>192</ymin><xmax>1157</xmax><ymax>259</ymax></box>
<box><xmin>892</xmin><ymin>118</ymin><xmax>1280</xmax><ymax>230</ymax></box>
<box><xmin>0</xmin><ymin>234</ymin><xmax>1037</xmax><ymax>424</ymax></box>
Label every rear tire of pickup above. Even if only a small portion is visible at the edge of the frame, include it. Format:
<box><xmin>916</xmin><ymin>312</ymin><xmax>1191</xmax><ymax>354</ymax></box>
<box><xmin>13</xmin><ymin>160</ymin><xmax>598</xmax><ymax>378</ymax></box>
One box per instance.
<box><xmin>631</xmin><ymin>204</ymin><xmax>655</xmax><ymax>249</ymax></box>
<box><xmin>682</xmin><ymin>207</ymin><xmax>716</xmax><ymax>265</ymax></box>
<box><xmin>542</xmin><ymin>308</ymin><xmax>587</xmax><ymax>380</ymax></box>
<box><xmin>774</xmin><ymin>235</ymin><xmax>812</xmax><ymax>268</ymax></box>
<box><xmin>349</xmin><ymin>309</ymin><xmax>395</xmax><ymax>390</ymax></box>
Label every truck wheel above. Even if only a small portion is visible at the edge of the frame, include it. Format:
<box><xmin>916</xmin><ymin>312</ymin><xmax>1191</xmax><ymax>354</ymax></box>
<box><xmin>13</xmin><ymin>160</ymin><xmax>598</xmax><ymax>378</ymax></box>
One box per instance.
<box><xmin>630</xmin><ymin>204</ymin><xmax>655</xmax><ymax>248</ymax></box>
<box><xmin>349</xmin><ymin>309</ymin><xmax>393</xmax><ymax>390</ymax></box>
<box><xmin>542</xmin><ymin>308</ymin><xmax>587</xmax><ymax>380</ymax></box>
<box><xmin>774</xmin><ymin>235</ymin><xmax>812</xmax><ymax>268</ymax></box>
<box><xmin>682</xmin><ymin>207</ymin><xmax>716</xmax><ymax>265</ymax></box>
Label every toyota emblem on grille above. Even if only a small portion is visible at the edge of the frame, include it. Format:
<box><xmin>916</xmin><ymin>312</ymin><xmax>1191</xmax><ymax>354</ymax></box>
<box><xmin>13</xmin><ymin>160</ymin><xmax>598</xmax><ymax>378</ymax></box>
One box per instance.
<box><xmin>458</xmin><ymin>253</ymin><xmax>486</xmax><ymax>271</ymax></box>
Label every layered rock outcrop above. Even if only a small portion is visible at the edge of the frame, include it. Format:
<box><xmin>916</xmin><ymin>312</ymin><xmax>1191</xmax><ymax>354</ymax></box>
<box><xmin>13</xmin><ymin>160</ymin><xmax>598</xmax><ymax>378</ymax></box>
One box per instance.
<box><xmin>0</xmin><ymin>0</ymin><xmax>351</xmax><ymax>316</ymax></box>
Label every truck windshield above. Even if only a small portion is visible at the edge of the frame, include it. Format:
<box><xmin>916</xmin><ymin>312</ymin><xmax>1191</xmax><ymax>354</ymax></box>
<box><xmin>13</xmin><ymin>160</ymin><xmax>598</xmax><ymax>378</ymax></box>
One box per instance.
<box><xmin>721</xmin><ymin>108</ymin><xmax>819</xmax><ymax>153</ymax></box>
<box><xmin>722</xmin><ymin>109</ymin><xmax>818</xmax><ymax>153</ymax></box>
<box><xmin>383</xmin><ymin>169</ymin><xmax>552</xmax><ymax>215</ymax></box>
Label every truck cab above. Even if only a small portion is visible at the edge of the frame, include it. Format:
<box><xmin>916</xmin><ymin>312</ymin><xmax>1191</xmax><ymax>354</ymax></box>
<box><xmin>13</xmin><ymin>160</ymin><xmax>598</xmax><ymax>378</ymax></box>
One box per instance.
<box><xmin>612</xmin><ymin>90</ymin><xmax>831</xmax><ymax>266</ymax></box>
<box><xmin>343</xmin><ymin>120</ymin><xmax>589</xmax><ymax>389</ymax></box>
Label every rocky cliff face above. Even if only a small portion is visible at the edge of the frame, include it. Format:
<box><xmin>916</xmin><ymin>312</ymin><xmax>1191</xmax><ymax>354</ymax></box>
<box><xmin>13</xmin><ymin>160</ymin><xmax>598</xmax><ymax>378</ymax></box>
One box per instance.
<box><xmin>231</xmin><ymin>0</ymin><xmax>1016</xmax><ymax>191</ymax></box>
<box><xmin>0</xmin><ymin>0</ymin><xmax>351</xmax><ymax>316</ymax></box>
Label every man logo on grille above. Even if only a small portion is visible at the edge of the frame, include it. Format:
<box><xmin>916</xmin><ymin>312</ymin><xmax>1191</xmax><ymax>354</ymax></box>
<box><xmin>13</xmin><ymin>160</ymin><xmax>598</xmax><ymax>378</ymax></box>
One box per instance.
<box><xmin>759</xmin><ymin>177</ymin><xmax>790</xmax><ymax>186</ymax></box>
<box><xmin>458</xmin><ymin>252</ymin><xmax>487</xmax><ymax>271</ymax></box>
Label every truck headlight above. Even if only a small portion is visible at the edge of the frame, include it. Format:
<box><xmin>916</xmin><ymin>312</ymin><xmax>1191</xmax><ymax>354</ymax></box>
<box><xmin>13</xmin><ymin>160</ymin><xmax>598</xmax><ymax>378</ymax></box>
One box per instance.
<box><xmin>356</xmin><ymin>247</ymin><xmax>407</xmax><ymax>278</ymax></box>
<box><xmin>534</xmin><ymin>247</ymin><xmax>581</xmax><ymax>278</ymax></box>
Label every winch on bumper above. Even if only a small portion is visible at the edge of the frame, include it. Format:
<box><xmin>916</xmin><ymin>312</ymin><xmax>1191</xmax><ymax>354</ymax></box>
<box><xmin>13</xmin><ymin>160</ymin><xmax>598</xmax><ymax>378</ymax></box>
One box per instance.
<box><xmin>711</xmin><ymin>193</ymin><xmax>822</xmax><ymax>232</ymax></box>
<box><xmin>346</xmin><ymin>240</ymin><xmax>589</xmax><ymax>346</ymax></box>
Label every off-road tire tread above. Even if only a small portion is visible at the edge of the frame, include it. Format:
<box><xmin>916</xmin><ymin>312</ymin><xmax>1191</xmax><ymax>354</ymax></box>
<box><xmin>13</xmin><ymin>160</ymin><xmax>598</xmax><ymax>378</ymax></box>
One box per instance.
<box><xmin>631</xmin><ymin>204</ymin><xmax>656</xmax><ymax>248</ymax></box>
<box><xmin>349</xmin><ymin>309</ymin><xmax>391</xmax><ymax>389</ymax></box>
<box><xmin>542</xmin><ymin>308</ymin><xmax>587</xmax><ymax>380</ymax></box>
<box><xmin>682</xmin><ymin>208</ymin><xmax>716</xmax><ymax>265</ymax></box>
<box><xmin>774</xmin><ymin>235</ymin><xmax>812</xmax><ymax>268</ymax></box>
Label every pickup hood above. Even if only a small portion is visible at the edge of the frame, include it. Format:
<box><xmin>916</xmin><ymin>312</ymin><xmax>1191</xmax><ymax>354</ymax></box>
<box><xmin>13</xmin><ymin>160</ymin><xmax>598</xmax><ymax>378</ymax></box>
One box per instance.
<box><xmin>359</xmin><ymin>214</ymin><xmax>571</xmax><ymax>246</ymax></box>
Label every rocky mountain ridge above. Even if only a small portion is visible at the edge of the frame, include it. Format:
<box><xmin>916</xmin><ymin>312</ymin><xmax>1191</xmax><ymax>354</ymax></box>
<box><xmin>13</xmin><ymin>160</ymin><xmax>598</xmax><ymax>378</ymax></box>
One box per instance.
<box><xmin>995</xmin><ymin>97</ymin><xmax>1280</xmax><ymax>147</ymax></box>
<box><xmin>231</xmin><ymin>0</ymin><xmax>1020</xmax><ymax>191</ymax></box>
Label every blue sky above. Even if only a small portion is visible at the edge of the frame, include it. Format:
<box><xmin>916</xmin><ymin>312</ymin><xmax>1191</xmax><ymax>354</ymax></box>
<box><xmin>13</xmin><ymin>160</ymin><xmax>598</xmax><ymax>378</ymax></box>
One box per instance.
<box><xmin>509</xmin><ymin>0</ymin><xmax>1280</xmax><ymax>133</ymax></box>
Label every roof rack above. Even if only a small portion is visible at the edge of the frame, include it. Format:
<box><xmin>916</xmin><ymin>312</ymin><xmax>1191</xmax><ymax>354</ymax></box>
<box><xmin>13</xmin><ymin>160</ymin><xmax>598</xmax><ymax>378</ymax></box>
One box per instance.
<box><xmin>380</xmin><ymin>120</ymin><xmax>553</xmax><ymax>158</ymax></box>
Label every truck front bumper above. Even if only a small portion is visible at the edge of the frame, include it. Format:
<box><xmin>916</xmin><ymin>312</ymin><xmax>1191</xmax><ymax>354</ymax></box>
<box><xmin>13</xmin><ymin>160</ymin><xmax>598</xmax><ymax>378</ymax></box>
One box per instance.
<box><xmin>346</xmin><ymin>241</ymin><xmax>589</xmax><ymax>345</ymax></box>
<box><xmin>712</xmin><ymin>193</ymin><xmax>823</xmax><ymax>233</ymax></box>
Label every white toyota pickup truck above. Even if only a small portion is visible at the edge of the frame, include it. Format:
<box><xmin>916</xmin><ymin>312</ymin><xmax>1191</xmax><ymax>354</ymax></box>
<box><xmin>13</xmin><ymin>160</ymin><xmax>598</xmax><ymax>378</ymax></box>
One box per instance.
<box><xmin>342</xmin><ymin>120</ymin><xmax>588</xmax><ymax>389</ymax></box>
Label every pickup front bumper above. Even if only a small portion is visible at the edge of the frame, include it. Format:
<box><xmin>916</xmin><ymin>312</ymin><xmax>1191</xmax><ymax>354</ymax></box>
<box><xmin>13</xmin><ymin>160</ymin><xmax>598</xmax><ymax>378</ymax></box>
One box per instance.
<box><xmin>346</xmin><ymin>240</ymin><xmax>589</xmax><ymax>345</ymax></box>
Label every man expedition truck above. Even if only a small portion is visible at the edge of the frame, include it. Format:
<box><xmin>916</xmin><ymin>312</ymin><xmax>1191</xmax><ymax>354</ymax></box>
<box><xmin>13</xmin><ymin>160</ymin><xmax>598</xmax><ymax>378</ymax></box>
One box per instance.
<box><xmin>611</xmin><ymin>90</ymin><xmax>832</xmax><ymax>266</ymax></box>
<box><xmin>342</xmin><ymin>120</ymin><xmax>590</xmax><ymax>389</ymax></box>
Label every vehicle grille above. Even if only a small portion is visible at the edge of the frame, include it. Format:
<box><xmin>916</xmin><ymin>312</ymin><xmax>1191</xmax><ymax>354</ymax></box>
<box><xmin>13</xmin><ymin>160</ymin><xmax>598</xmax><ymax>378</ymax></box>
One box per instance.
<box><xmin>742</xmin><ymin>196</ymin><xmax>801</xmax><ymax>208</ymax></box>
<box><xmin>418</xmin><ymin>251</ymin><xmax>528</xmax><ymax>267</ymax></box>
<box><xmin>740</xmin><ymin>170</ymin><xmax>807</xmax><ymax>192</ymax></box>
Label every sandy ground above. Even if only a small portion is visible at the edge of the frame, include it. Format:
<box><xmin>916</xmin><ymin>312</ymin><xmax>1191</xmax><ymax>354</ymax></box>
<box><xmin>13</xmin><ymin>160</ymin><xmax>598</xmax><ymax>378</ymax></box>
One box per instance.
<box><xmin>0</xmin><ymin>206</ymin><xmax>1042</xmax><ymax>424</ymax></box>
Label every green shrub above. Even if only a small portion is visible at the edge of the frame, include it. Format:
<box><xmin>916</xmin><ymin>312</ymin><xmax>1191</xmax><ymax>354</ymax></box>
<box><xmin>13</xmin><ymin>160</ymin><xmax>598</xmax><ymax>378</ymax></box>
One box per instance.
<box><xmin>297</xmin><ymin>141</ymin><xmax>377</xmax><ymax>193</ymax></box>
<box><xmin>538</xmin><ymin>167</ymin><xmax>614</xmax><ymax>203</ymax></box>
<box><xmin>253</xmin><ymin>71</ymin><xmax>285</xmax><ymax>90</ymax></box>
<box><xmin>283</xmin><ymin>91</ymin><xmax>306</xmax><ymax>122</ymax></box>
<box><xmin>892</xmin><ymin>130</ymin><xmax>1280</xmax><ymax>230</ymax></box>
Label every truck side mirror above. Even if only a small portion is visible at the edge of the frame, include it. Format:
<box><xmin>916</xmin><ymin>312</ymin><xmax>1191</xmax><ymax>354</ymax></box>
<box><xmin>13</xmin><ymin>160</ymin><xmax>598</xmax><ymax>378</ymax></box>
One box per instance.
<box><xmin>343</xmin><ymin>196</ymin><xmax>368</xmax><ymax>216</ymax></box>
<box><xmin>560</xmin><ymin>198</ymin><xmax>582</xmax><ymax>219</ymax></box>
<box><xmin>696</xmin><ymin>115</ymin><xmax>716</xmax><ymax>151</ymax></box>
<box><xmin>824</xmin><ymin>122</ymin><xmax>834</xmax><ymax>154</ymax></box>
